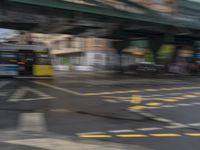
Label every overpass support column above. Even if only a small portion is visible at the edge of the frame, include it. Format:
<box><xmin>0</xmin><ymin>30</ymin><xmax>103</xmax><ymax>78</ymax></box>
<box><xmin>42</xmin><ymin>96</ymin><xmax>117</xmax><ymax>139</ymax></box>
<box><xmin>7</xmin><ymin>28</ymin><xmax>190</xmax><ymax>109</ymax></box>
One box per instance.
<box><xmin>149</xmin><ymin>34</ymin><xmax>175</xmax><ymax>64</ymax></box>
<box><xmin>112</xmin><ymin>39</ymin><xmax>130</xmax><ymax>73</ymax></box>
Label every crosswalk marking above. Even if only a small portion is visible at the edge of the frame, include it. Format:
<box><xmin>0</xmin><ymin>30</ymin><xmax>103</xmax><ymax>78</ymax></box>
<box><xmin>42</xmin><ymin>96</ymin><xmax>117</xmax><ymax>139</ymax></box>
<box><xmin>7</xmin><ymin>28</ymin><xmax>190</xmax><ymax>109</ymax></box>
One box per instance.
<box><xmin>18</xmin><ymin>113</ymin><xmax>47</xmax><ymax>132</ymax></box>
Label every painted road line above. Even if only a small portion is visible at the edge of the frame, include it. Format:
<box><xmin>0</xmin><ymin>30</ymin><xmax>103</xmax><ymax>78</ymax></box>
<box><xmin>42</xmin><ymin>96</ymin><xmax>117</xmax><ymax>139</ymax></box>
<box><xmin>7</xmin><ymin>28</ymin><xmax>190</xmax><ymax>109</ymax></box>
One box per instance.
<box><xmin>145</xmin><ymin>102</ymin><xmax>200</xmax><ymax>110</ymax></box>
<box><xmin>79</xmin><ymin>134</ymin><xmax>112</xmax><ymax>138</ymax></box>
<box><xmin>188</xmin><ymin>123</ymin><xmax>200</xmax><ymax>127</ymax></box>
<box><xmin>12</xmin><ymin>97</ymin><xmax>55</xmax><ymax>102</ymax></box>
<box><xmin>162</xmin><ymin>105</ymin><xmax>176</xmax><ymax>108</ymax></box>
<box><xmin>161</xmin><ymin>98</ymin><xmax>178</xmax><ymax>102</ymax></box>
<box><xmin>8</xmin><ymin>87</ymin><xmax>27</xmax><ymax>102</ymax></box>
<box><xmin>78</xmin><ymin>86</ymin><xmax>200</xmax><ymax>96</ymax></box>
<box><xmin>116</xmin><ymin>134</ymin><xmax>148</xmax><ymax>138</ymax></box>
<box><xmin>192</xmin><ymin>102</ymin><xmax>200</xmax><ymax>105</ymax></box>
<box><xmin>165</xmin><ymin>126</ymin><xmax>187</xmax><ymax>129</ymax></box>
<box><xmin>137</xmin><ymin>127</ymin><xmax>162</xmax><ymax>131</ymax></box>
<box><xmin>129</xmin><ymin>105</ymin><xmax>145</xmax><ymax>110</ymax></box>
<box><xmin>172</xmin><ymin>97</ymin><xmax>186</xmax><ymax>100</ymax></box>
<box><xmin>8</xmin><ymin>87</ymin><xmax>54</xmax><ymax>102</ymax></box>
<box><xmin>32</xmin><ymin>81</ymin><xmax>84</xmax><ymax>96</ymax></box>
<box><xmin>109</xmin><ymin>130</ymin><xmax>135</xmax><ymax>133</ymax></box>
<box><xmin>183</xmin><ymin>95</ymin><xmax>198</xmax><ymax>98</ymax></box>
<box><xmin>168</xmin><ymin>92</ymin><xmax>183</xmax><ymax>96</ymax></box>
<box><xmin>176</xmin><ymin>103</ymin><xmax>191</xmax><ymax>106</ymax></box>
<box><xmin>165</xmin><ymin>124</ymin><xmax>188</xmax><ymax>129</ymax></box>
<box><xmin>145</xmin><ymin>94</ymin><xmax>163</xmax><ymax>97</ymax></box>
<box><xmin>4</xmin><ymin>138</ymin><xmax>123</xmax><ymax>150</ymax></box>
<box><xmin>185</xmin><ymin>133</ymin><xmax>200</xmax><ymax>136</ymax></box>
<box><xmin>145</xmin><ymin>102</ymin><xmax>162</xmax><ymax>107</ymax></box>
<box><xmin>103</xmin><ymin>96</ymin><xmax>130</xmax><ymax>99</ymax></box>
<box><xmin>104</xmin><ymin>99</ymin><xmax>119</xmax><ymax>103</ymax></box>
<box><xmin>77</xmin><ymin>132</ymin><xmax>106</xmax><ymax>136</ymax></box>
<box><xmin>144</xmin><ymin>89</ymin><xmax>158</xmax><ymax>92</ymax></box>
<box><xmin>84</xmin><ymin>90</ymin><xmax>141</xmax><ymax>96</ymax></box>
<box><xmin>152</xmin><ymin>118</ymin><xmax>173</xmax><ymax>123</ymax></box>
<box><xmin>18</xmin><ymin>113</ymin><xmax>46</xmax><ymax>132</ymax></box>
<box><xmin>149</xmin><ymin>133</ymin><xmax>181</xmax><ymax>137</ymax></box>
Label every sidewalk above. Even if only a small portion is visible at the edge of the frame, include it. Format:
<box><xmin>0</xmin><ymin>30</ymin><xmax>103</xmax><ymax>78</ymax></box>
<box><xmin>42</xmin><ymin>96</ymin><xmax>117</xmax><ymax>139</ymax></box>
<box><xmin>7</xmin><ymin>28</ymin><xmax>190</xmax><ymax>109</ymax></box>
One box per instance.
<box><xmin>0</xmin><ymin>130</ymin><xmax>152</xmax><ymax>150</ymax></box>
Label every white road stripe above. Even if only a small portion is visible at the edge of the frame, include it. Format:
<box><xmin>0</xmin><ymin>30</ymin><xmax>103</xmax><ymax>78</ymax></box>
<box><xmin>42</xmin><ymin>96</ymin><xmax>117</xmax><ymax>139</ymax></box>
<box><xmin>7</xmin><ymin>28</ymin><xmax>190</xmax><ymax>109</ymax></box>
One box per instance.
<box><xmin>104</xmin><ymin>99</ymin><xmax>119</xmax><ymax>103</ymax></box>
<box><xmin>145</xmin><ymin>102</ymin><xmax>200</xmax><ymax>110</ymax></box>
<box><xmin>137</xmin><ymin>127</ymin><xmax>162</xmax><ymax>131</ymax></box>
<box><xmin>8</xmin><ymin>87</ymin><xmax>53</xmax><ymax>102</ymax></box>
<box><xmin>108</xmin><ymin>130</ymin><xmax>135</xmax><ymax>133</ymax></box>
<box><xmin>14</xmin><ymin>97</ymin><xmax>55</xmax><ymax>101</ymax></box>
<box><xmin>153</xmin><ymin>118</ymin><xmax>173</xmax><ymax>123</ymax></box>
<box><xmin>162</xmin><ymin>105</ymin><xmax>176</xmax><ymax>108</ymax></box>
<box><xmin>33</xmin><ymin>81</ymin><xmax>83</xmax><ymax>96</ymax></box>
<box><xmin>4</xmin><ymin>138</ymin><xmax>125</xmax><ymax>150</ymax></box>
<box><xmin>177</xmin><ymin>103</ymin><xmax>192</xmax><ymax>106</ymax></box>
<box><xmin>188</xmin><ymin>123</ymin><xmax>200</xmax><ymax>127</ymax></box>
<box><xmin>165</xmin><ymin>123</ymin><xmax>188</xmax><ymax>129</ymax></box>
<box><xmin>18</xmin><ymin>113</ymin><xmax>46</xmax><ymax>132</ymax></box>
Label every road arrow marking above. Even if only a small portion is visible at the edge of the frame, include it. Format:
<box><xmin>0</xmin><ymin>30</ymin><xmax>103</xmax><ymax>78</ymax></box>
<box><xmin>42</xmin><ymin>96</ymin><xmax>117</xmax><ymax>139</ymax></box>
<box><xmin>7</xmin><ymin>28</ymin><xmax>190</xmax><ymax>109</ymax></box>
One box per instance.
<box><xmin>8</xmin><ymin>87</ymin><xmax>54</xmax><ymax>102</ymax></box>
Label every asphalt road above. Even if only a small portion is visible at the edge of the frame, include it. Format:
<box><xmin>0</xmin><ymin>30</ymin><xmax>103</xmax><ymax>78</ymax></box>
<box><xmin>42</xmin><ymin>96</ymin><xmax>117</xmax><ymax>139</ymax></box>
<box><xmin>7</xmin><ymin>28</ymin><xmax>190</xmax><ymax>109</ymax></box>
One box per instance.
<box><xmin>0</xmin><ymin>72</ymin><xmax>200</xmax><ymax>150</ymax></box>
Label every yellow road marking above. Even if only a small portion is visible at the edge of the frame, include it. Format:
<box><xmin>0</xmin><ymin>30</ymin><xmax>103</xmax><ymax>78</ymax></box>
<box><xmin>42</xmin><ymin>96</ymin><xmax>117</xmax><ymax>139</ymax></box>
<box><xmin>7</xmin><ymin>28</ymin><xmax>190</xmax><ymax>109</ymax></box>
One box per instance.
<box><xmin>173</xmin><ymin>97</ymin><xmax>186</xmax><ymax>100</ymax></box>
<box><xmin>79</xmin><ymin>134</ymin><xmax>112</xmax><ymax>138</ymax></box>
<box><xmin>129</xmin><ymin>105</ymin><xmax>145</xmax><ymax>110</ymax></box>
<box><xmin>103</xmin><ymin>96</ymin><xmax>130</xmax><ymax>99</ymax></box>
<box><xmin>83</xmin><ymin>86</ymin><xmax>200</xmax><ymax>96</ymax></box>
<box><xmin>149</xmin><ymin>134</ymin><xmax>181</xmax><ymax>137</ymax></box>
<box><xmin>79</xmin><ymin>133</ymin><xmax>200</xmax><ymax>139</ymax></box>
<box><xmin>161</xmin><ymin>98</ymin><xmax>178</xmax><ymax>102</ymax></box>
<box><xmin>116</xmin><ymin>134</ymin><xmax>148</xmax><ymax>138</ymax></box>
<box><xmin>144</xmin><ymin>89</ymin><xmax>158</xmax><ymax>92</ymax></box>
<box><xmin>183</xmin><ymin>95</ymin><xmax>197</xmax><ymax>98</ymax></box>
<box><xmin>145</xmin><ymin>102</ymin><xmax>161</xmax><ymax>107</ymax></box>
<box><xmin>84</xmin><ymin>90</ymin><xmax>141</xmax><ymax>96</ymax></box>
<box><xmin>131</xmin><ymin>95</ymin><xmax>142</xmax><ymax>104</ymax></box>
<box><xmin>185</xmin><ymin>133</ymin><xmax>200</xmax><ymax>136</ymax></box>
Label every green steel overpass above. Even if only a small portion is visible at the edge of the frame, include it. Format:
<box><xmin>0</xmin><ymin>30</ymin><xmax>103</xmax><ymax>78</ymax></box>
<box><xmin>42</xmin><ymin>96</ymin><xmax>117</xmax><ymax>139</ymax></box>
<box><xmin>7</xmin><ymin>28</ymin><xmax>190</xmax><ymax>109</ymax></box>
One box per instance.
<box><xmin>0</xmin><ymin>0</ymin><xmax>200</xmax><ymax>57</ymax></box>
<box><xmin>0</xmin><ymin>0</ymin><xmax>199</xmax><ymax>39</ymax></box>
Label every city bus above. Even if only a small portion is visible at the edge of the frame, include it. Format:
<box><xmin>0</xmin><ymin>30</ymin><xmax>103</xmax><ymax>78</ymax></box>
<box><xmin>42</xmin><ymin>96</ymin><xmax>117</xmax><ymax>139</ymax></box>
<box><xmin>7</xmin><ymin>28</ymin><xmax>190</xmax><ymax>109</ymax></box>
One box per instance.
<box><xmin>0</xmin><ymin>43</ymin><xmax>53</xmax><ymax>77</ymax></box>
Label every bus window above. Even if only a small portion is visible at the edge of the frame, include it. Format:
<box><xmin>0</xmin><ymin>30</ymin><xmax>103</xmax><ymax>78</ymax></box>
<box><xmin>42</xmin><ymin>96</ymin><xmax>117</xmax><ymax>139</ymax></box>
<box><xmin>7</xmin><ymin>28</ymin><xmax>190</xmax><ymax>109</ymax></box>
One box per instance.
<box><xmin>35</xmin><ymin>52</ymin><xmax>51</xmax><ymax>65</ymax></box>
<box><xmin>0</xmin><ymin>52</ymin><xmax>17</xmax><ymax>64</ymax></box>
